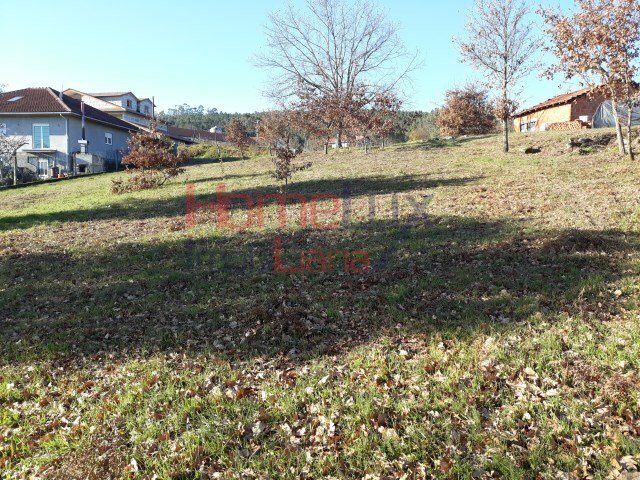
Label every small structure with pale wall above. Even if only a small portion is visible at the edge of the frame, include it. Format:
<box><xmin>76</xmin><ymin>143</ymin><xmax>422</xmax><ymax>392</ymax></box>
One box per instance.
<box><xmin>513</xmin><ymin>86</ymin><xmax>608</xmax><ymax>133</ymax></box>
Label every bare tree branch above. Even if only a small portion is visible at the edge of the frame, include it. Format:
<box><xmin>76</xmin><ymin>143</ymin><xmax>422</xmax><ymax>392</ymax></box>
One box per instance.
<box><xmin>0</xmin><ymin>135</ymin><xmax>28</xmax><ymax>186</ymax></box>
<box><xmin>455</xmin><ymin>0</ymin><xmax>541</xmax><ymax>152</ymax></box>
<box><xmin>255</xmin><ymin>0</ymin><xmax>420</xmax><ymax>147</ymax></box>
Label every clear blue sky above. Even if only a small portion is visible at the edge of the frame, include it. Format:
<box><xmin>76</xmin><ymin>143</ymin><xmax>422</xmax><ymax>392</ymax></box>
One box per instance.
<box><xmin>1</xmin><ymin>0</ymin><xmax>577</xmax><ymax>114</ymax></box>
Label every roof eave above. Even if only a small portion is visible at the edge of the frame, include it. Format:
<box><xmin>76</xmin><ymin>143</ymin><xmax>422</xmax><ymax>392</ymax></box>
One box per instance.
<box><xmin>0</xmin><ymin>111</ymin><xmax>69</xmax><ymax>115</ymax></box>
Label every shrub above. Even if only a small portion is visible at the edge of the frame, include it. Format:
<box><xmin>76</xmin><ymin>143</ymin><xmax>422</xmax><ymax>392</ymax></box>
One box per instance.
<box><xmin>112</xmin><ymin>128</ymin><xmax>187</xmax><ymax>194</ymax></box>
<box><xmin>272</xmin><ymin>142</ymin><xmax>311</xmax><ymax>193</ymax></box>
<box><xmin>437</xmin><ymin>84</ymin><xmax>497</xmax><ymax>137</ymax></box>
<box><xmin>111</xmin><ymin>171</ymin><xmax>164</xmax><ymax>194</ymax></box>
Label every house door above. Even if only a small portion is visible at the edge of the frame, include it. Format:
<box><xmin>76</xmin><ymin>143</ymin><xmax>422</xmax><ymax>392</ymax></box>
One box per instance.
<box><xmin>37</xmin><ymin>159</ymin><xmax>49</xmax><ymax>178</ymax></box>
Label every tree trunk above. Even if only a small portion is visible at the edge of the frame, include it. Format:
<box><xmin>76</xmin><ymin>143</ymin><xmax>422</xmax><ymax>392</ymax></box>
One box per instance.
<box><xmin>365</xmin><ymin>141</ymin><xmax>368</xmax><ymax>154</ymax></box>
<box><xmin>502</xmin><ymin>118</ymin><xmax>509</xmax><ymax>153</ymax></box>
<box><xmin>502</xmin><ymin>72</ymin><xmax>509</xmax><ymax>153</ymax></box>
<box><xmin>627</xmin><ymin>107</ymin><xmax>635</xmax><ymax>161</ymax></box>
<box><xmin>611</xmin><ymin>98</ymin><xmax>626</xmax><ymax>155</ymax></box>
<box><xmin>13</xmin><ymin>154</ymin><xmax>17</xmax><ymax>186</ymax></box>
<box><xmin>336</xmin><ymin>130</ymin><xmax>342</xmax><ymax>149</ymax></box>
<box><xmin>324</xmin><ymin>143</ymin><xmax>328</xmax><ymax>155</ymax></box>
<box><xmin>382</xmin><ymin>138</ymin><xmax>385</xmax><ymax>149</ymax></box>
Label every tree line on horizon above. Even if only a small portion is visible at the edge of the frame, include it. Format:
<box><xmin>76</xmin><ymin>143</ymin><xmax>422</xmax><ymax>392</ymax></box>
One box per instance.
<box><xmin>157</xmin><ymin>105</ymin><xmax>441</xmax><ymax>146</ymax></box>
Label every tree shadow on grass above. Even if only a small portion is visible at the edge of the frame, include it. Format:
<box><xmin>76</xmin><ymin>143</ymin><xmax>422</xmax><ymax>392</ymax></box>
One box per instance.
<box><xmin>0</xmin><ymin>174</ymin><xmax>483</xmax><ymax>232</ymax></box>
<box><xmin>187</xmin><ymin>156</ymin><xmax>258</xmax><ymax>166</ymax></box>
<box><xmin>186</xmin><ymin>172</ymin><xmax>270</xmax><ymax>184</ymax></box>
<box><xmin>1</xmin><ymin>213</ymin><xmax>636</xmax><ymax>367</ymax></box>
<box><xmin>392</xmin><ymin>135</ymin><xmax>497</xmax><ymax>152</ymax></box>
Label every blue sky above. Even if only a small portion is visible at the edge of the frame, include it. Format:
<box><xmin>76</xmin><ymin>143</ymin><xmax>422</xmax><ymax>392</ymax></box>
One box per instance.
<box><xmin>1</xmin><ymin>0</ymin><xmax>577</xmax><ymax>113</ymax></box>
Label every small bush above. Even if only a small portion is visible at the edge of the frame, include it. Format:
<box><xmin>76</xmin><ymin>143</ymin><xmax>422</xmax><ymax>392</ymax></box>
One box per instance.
<box><xmin>111</xmin><ymin>171</ymin><xmax>164</xmax><ymax>194</ymax></box>
<box><xmin>111</xmin><ymin>128</ymin><xmax>187</xmax><ymax>195</ymax></box>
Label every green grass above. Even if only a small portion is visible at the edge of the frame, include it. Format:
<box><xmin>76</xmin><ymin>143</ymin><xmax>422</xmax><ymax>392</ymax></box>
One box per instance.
<box><xmin>1</xmin><ymin>131</ymin><xmax>640</xmax><ymax>479</ymax></box>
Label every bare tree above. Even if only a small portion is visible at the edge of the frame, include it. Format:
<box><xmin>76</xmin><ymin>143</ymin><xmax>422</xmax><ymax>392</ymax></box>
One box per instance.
<box><xmin>540</xmin><ymin>0</ymin><xmax>640</xmax><ymax>159</ymax></box>
<box><xmin>455</xmin><ymin>0</ymin><xmax>540</xmax><ymax>153</ymax></box>
<box><xmin>257</xmin><ymin>0</ymin><xmax>418</xmax><ymax>148</ymax></box>
<box><xmin>0</xmin><ymin>135</ymin><xmax>27</xmax><ymax>186</ymax></box>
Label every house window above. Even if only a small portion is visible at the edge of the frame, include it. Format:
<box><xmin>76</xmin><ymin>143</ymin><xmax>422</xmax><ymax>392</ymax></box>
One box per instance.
<box><xmin>126</xmin><ymin>99</ymin><xmax>133</xmax><ymax>108</ymax></box>
<box><xmin>105</xmin><ymin>133</ymin><xmax>113</xmax><ymax>145</ymax></box>
<box><xmin>520</xmin><ymin>120</ymin><xmax>537</xmax><ymax>132</ymax></box>
<box><xmin>33</xmin><ymin>124</ymin><xmax>50</xmax><ymax>149</ymax></box>
<box><xmin>0</xmin><ymin>124</ymin><xmax>6</xmax><ymax>136</ymax></box>
<box><xmin>143</xmin><ymin>106</ymin><xmax>150</xmax><ymax>114</ymax></box>
<box><xmin>31</xmin><ymin>157</ymin><xmax>49</xmax><ymax>177</ymax></box>
<box><xmin>38</xmin><ymin>159</ymin><xmax>48</xmax><ymax>177</ymax></box>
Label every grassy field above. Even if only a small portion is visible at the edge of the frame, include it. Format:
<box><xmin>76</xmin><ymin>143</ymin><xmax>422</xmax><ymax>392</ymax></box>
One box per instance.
<box><xmin>1</xmin><ymin>131</ymin><xmax>640</xmax><ymax>479</ymax></box>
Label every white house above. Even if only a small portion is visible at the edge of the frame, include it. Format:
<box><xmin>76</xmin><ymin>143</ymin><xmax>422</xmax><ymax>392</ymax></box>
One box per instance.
<box><xmin>64</xmin><ymin>89</ymin><xmax>155</xmax><ymax>129</ymax></box>
<box><xmin>0</xmin><ymin>87</ymin><xmax>138</xmax><ymax>179</ymax></box>
<box><xmin>63</xmin><ymin>89</ymin><xmax>197</xmax><ymax>145</ymax></box>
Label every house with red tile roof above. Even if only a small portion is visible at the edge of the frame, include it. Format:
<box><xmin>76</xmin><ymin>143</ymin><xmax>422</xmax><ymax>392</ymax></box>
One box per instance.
<box><xmin>0</xmin><ymin>87</ymin><xmax>138</xmax><ymax>179</ymax></box>
<box><xmin>63</xmin><ymin>89</ymin><xmax>211</xmax><ymax>145</ymax></box>
<box><xmin>513</xmin><ymin>86</ymin><xmax>609</xmax><ymax>132</ymax></box>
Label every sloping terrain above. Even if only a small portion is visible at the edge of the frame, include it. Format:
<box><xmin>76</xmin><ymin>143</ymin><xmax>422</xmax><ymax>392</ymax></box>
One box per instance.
<box><xmin>1</xmin><ymin>131</ymin><xmax>639</xmax><ymax>479</ymax></box>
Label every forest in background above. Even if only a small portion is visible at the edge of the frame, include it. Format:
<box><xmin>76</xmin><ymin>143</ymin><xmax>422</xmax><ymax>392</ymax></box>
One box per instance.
<box><xmin>157</xmin><ymin>105</ymin><xmax>440</xmax><ymax>143</ymax></box>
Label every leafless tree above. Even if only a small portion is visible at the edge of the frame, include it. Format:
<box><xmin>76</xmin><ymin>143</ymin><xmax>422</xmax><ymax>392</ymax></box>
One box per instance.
<box><xmin>455</xmin><ymin>0</ymin><xmax>540</xmax><ymax>153</ymax></box>
<box><xmin>540</xmin><ymin>0</ymin><xmax>640</xmax><ymax>159</ymax></box>
<box><xmin>256</xmin><ymin>0</ymin><xmax>418</xmax><ymax>147</ymax></box>
<box><xmin>0</xmin><ymin>135</ymin><xmax>27</xmax><ymax>186</ymax></box>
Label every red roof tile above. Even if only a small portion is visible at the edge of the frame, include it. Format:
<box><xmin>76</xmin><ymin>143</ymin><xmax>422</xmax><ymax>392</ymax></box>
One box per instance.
<box><xmin>514</xmin><ymin>85</ymin><xmax>603</xmax><ymax>117</ymax></box>
<box><xmin>0</xmin><ymin>87</ymin><xmax>138</xmax><ymax>132</ymax></box>
<box><xmin>0</xmin><ymin>87</ymin><xmax>68</xmax><ymax>113</ymax></box>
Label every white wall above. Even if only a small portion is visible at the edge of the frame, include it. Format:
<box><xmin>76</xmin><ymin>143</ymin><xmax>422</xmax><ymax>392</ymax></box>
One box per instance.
<box><xmin>138</xmin><ymin>99</ymin><xmax>153</xmax><ymax>115</ymax></box>
<box><xmin>100</xmin><ymin>94</ymin><xmax>138</xmax><ymax>111</ymax></box>
<box><xmin>78</xmin><ymin>94</ymin><xmax>122</xmax><ymax>113</ymax></box>
<box><xmin>0</xmin><ymin>115</ymin><xmax>69</xmax><ymax>152</ymax></box>
<box><xmin>123</xmin><ymin>113</ymin><xmax>150</xmax><ymax>127</ymax></box>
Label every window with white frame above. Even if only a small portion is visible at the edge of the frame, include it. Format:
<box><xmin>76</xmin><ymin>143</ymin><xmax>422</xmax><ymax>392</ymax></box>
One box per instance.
<box><xmin>519</xmin><ymin>120</ymin><xmax>537</xmax><ymax>132</ymax></box>
<box><xmin>33</xmin><ymin>124</ymin><xmax>50</xmax><ymax>149</ymax></box>
<box><xmin>105</xmin><ymin>132</ymin><xmax>113</xmax><ymax>145</ymax></box>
